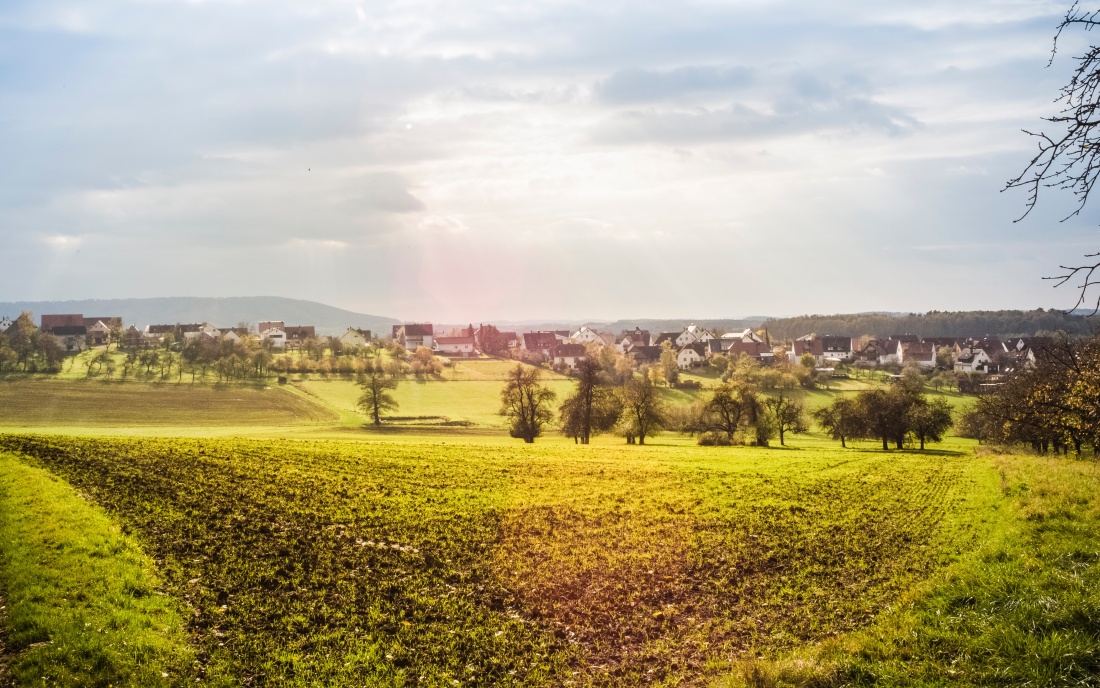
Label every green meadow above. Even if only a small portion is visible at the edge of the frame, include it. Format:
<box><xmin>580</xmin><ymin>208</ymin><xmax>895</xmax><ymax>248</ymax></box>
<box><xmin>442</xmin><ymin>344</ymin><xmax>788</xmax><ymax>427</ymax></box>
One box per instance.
<box><xmin>0</xmin><ymin>363</ymin><xmax>1089</xmax><ymax>687</ymax></box>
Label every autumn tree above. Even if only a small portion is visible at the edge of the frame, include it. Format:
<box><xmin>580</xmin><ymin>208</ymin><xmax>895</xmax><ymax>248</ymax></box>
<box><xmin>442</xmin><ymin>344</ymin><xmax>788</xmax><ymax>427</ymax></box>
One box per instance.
<box><xmin>357</xmin><ymin>363</ymin><xmax>399</xmax><ymax>425</ymax></box>
<box><xmin>499</xmin><ymin>364</ymin><xmax>557</xmax><ymax>443</ymax></box>
<box><xmin>620</xmin><ymin>374</ymin><xmax>667</xmax><ymax>445</ymax></box>
<box><xmin>659</xmin><ymin>340</ymin><xmax>679</xmax><ymax>385</ymax></box>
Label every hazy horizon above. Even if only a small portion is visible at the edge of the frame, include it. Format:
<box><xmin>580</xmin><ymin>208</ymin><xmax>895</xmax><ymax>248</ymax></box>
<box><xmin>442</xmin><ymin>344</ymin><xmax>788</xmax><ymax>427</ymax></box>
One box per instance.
<box><xmin>3</xmin><ymin>0</ymin><xmax>1097</xmax><ymax>322</ymax></box>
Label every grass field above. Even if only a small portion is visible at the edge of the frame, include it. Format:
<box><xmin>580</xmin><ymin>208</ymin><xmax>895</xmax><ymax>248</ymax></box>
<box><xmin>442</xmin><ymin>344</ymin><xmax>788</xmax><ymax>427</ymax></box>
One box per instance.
<box><xmin>0</xmin><ymin>371</ymin><xmax>1071</xmax><ymax>687</ymax></box>
<box><xmin>0</xmin><ymin>379</ymin><xmax>338</xmax><ymax>428</ymax></box>
<box><xmin>0</xmin><ymin>452</ymin><xmax>195</xmax><ymax>687</ymax></box>
<box><xmin>0</xmin><ymin>434</ymin><xmax>998</xmax><ymax>687</ymax></box>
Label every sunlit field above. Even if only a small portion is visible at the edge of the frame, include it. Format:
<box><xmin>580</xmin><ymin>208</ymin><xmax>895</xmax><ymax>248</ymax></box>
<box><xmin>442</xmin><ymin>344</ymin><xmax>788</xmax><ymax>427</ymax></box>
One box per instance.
<box><xmin>0</xmin><ymin>434</ymin><xmax>997</xmax><ymax>687</ymax></box>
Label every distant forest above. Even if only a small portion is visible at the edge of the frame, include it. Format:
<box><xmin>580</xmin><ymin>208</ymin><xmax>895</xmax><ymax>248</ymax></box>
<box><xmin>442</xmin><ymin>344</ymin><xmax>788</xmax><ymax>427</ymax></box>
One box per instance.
<box><xmin>762</xmin><ymin>310</ymin><xmax>1098</xmax><ymax>340</ymax></box>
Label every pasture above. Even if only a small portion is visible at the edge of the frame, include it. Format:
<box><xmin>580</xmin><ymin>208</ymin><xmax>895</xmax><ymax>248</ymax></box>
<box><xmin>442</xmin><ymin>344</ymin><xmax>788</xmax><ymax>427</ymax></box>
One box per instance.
<box><xmin>0</xmin><ymin>379</ymin><xmax>337</xmax><ymax>429</ymax></box>
<box><xmin>0</xmin><ymin>434</ymin><xmax>998</xmax><ymax>687</ymax></box>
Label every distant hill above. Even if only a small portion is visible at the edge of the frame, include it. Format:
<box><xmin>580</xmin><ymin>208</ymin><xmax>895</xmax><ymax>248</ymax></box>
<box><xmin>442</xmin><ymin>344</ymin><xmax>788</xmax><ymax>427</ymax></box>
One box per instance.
<box><xmin>0</xmin><ymin>297</ymin><xmax>399</xmax><ymax>336</ymax></box>
<box><xmin>762</xmin><ymin>310</ymin><xmax>1098</xmax><ymax>340</ymax></box>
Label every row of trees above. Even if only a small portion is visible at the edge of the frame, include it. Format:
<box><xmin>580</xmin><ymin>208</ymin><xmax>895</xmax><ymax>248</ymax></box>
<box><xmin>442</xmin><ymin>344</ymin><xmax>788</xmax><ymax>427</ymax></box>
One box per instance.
<box><xmin>814</xmin><ymin>381</ymin><xmax>954</xmax><ymax>450</ymax></box>
<box><xmin>0</xmin><ymin>313</ymin><xmax>65</xmax><ymax>373</ymax></box>
<box><xmin>495</xmin><ymin>357</ymin><xmax>815</xmax><ymax>447</ymax></box>
<box><xmin>958</xmin><ymin>336</ymin><xmax>1100</xmax><ymax>454</ymax></box>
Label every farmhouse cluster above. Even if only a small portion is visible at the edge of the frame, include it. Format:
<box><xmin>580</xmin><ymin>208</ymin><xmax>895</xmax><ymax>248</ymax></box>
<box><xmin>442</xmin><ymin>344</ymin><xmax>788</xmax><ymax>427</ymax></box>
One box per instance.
<box><xmin>0</xmin><ymin>313</ymin><xmax>372</xmax><ymax>353</ymax></box>
<box><xmin>0</xmin><ymin>312</ymin><xmax>1045</xmax><ymax>379</ymax></box>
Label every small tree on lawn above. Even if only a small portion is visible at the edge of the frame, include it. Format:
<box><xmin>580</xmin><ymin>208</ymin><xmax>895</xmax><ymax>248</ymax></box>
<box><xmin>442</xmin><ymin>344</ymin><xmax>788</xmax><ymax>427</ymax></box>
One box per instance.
<box><xmin>907</xmin><ymin>396</ymin><xmax>954</xmax><ymax>450</ymax></box>
<box><xmin>357</xmin><ymin>363</ymin><xmax>399</xmax><ymax>426</ymax></box>
<box><xmin>499</xmin><ymin>364</ymin><xmax>557</xmax><ymax>443</ymax></box>
<box><xmin>620</xmin><ymin>374</ymin><xmax>667</xmax><ymax>445</ymax></box>
<box><xmin>764</xmin><ymin>392</ymin><xmax>808</xmax><ymax>446</ymax></box>
<box><xmin>814</xmin><ymin>396</ymin><xmax>862</xmax><ymax>448</ymax></box>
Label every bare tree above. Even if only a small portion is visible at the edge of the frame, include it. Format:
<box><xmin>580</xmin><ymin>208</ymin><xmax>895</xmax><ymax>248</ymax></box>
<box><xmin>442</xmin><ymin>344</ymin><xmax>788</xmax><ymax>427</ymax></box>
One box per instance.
<box><xmin>1007</xmin><ymin>4</ymin><xmax>1100</xmax><ymax>311</ymax></box>
<box><xmin>560</xmin><ymin>358</ymin><xmax>621</xmax><ymax>444</ymax></box>
<box><xmin>763</xmin><ymin>393</ymin><xmax>808</xmax><ymax>446</ymax></box>
<box><xmin>499</xmin><ymin>364</ymin><xmax>557</xmax><ymax>443</ymax></box>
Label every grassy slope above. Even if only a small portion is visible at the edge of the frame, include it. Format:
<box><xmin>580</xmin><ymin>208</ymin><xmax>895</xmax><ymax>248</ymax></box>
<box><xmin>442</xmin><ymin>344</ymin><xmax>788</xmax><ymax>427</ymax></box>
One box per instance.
<box><xmin>0</xmin><ymin>435</ymin><xmax>997</xmax><ymax>687</ymax></box>
<box><xmin>719</xmin><ymin>449</ymin><xmax>1100</xmax><ymax>687</ymax></box>
<box><xmin>0</xmin><ymin>452</ymin><xmax>195</xmax><ymax>687</ymax></box>
<box><xmin>0</xmin><ymin>379</ymin><xmax>338</xmax><ymax>429</ymax></box>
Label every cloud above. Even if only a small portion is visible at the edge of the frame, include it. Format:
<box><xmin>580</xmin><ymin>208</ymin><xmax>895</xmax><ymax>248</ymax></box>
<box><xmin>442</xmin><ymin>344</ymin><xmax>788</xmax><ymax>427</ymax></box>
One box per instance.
<box><xmin>0</xmin><ymin>0</ymin><xmax>1089</xmax><ymax>318</ymax></box>
<box><xmin>596</xmin><ymin>65</ymin><xmax>754</xmax><ymax>103</ymax></box>
<box><xmin>343</xmin><ymin>173</ymin><xmax>425</xmax><ymax>213</ymax></box>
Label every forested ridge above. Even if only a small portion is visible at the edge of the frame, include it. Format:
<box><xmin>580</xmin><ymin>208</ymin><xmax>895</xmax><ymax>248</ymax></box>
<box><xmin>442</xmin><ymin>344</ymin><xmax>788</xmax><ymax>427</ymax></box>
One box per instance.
<box><xmin>763</xmin><ymin>309</ymin><xmax>1096</xmax><ymax>340</ymax></box>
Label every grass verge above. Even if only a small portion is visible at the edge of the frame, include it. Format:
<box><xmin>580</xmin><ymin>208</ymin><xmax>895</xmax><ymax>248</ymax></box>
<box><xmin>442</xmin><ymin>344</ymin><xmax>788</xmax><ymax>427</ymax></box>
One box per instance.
<box><xmin>0</xmin><ymin>452</ymin><xmax>193</xmax><ymax>687</ymax></box>
<box><xmin>718</xmin><ymin>448</ymin><xmax>1100</xmax><ymax>687</ymax></box>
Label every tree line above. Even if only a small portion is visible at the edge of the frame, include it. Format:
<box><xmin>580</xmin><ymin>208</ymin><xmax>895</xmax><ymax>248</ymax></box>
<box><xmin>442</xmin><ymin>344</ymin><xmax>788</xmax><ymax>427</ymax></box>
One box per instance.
<box><xmin>958</xmin><ymin>335</ymin><xmax>1100</xmax><ymax>455</ymax></box>
<box><xmin>762</xmin><ymin>309</ymin><xmax>1092</xmax><ymax>341</ymax></box>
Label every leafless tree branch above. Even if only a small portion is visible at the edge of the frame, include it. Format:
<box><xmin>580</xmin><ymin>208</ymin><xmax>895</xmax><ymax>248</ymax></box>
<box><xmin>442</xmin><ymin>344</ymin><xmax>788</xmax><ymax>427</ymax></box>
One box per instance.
<box><xmin>1007</xmin><ymin>3</ymin><xmax>1100</xmax><ymax>313</ymax></box>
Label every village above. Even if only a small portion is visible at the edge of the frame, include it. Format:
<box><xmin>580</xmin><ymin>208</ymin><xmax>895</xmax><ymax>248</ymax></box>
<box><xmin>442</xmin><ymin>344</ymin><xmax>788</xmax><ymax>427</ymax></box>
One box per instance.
<box><xmin>0</xmin><ymin>311</ymin><xmax>1048</xmax><ymax>382</ymax></box>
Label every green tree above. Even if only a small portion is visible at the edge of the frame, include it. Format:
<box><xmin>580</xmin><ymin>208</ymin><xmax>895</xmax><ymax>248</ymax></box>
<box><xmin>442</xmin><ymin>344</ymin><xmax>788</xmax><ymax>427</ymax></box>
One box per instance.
<box><xmin>659</xmin><ymin>340</ymin><xmax>679</xmax><ymax>385</ymax></box>
<box><xmin>907</xmin><ymin>396</ymin><xmax>954</xmax><ymax>450</ymax></box>
<box><xmin>697</xmin><ymin>382</ymin><xmax>749</xmax><ymax>444</ymax></box>
<box><xmin>813</xmin><ymin>396</ymin><xmax>862</xmax><ymax>448</ymax></box>
<box><xmin>620</xmin><ymin>374</ymin><xmax>667</xmax><ymax>445</ymax></box>
<box><xmin>357</xmin><ymin>364</ymin><xmax>399</xmax><ymax>426</ymax></box>
<box><xmin>499</xmin><ymin>365</ymin><xmax>557</xmax><ymax>443</ymax></box>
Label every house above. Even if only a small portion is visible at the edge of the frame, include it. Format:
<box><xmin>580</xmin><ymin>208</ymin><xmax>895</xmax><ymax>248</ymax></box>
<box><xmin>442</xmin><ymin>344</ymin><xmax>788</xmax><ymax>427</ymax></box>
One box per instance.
<box><xmin>284</xmin><ymin>326</ymin><xmax>316</xmax><ymax>348</ymax></box>
<box><xmin>40</xmin><ymin>314</ymin><xmax>84</xmax><ymax>330</ymax></box>
<box><xmin>954</xmin><ymin>348</ymin><xmax>993</xmax><ymax>374</ymax></box>
<box><xmin>675</xmin><ymin>328</ymin><xmax>698</xmax><ymax>347</ymax></box>
<box><xmin>571</xmin><ymin>326</ymin><xmax>604</xmax><ymax>345</ymax></box>
<box><xmin>628</xmin><ymin>345</ymin><xmax>662</xmax><ymax>365</ymax></box>
<box><xmin>436</xmin><ymin>335</ymin><xmax>476</xmax><ymax>356</ymax></box>
<box><xmin>726</xmin><ymin>340</ymin><xmax>775</xmax><ymax>364</ymax></box>
<box><xmin>393</xmin><ymin>323</ymin><xmax>434</xmax><ymax>350</ymax></box>
<box><xmin>551</xmin><ymin>343</ymin><xmax>588</xmax><ymax>370</ymax></box>
<box><xmin>682</xmin><ymin>324</ymin><xmax>715</xmax><ymax>343</ymax></box>
<box><xmin>899</xmin><ymin>341</ymin><xmax>936</xmax><ymax>369</ymax></box>
<box><xmin>721</xmin><ymin>328</ymin><xmax>765</xmax><ymax>344</ymax></box>
<box><xmin>338</xmin><ymin>328</ymin><xmax>372</xmax><ymax>348</ymax></box>
<box><xmin>677</xmin><ymin>343</ymin><xmax>707</xmax><ymax>369</ymax></box>
<box><xmin>260</xmin><ymin>327</ymin><xmax>287</xmax><ymax>349</ymax></box>
<box><xmin>183</xmin><ymin>323</ymin><xmax>220</xmax><ymax>341</ymax></box>
<box><xmin>218</xmin><ymin>327</ymin><xmax>250</xmax><ymax>343</ymax></box>
<box><xmin>789</xmin><ymin>338</ymin><xmax>826</xmax><ymax>366</ymax></box>
<box><xmin>121</xmin><ymin>325</ymin><xmax>148</xmax><ymax>349</ymax></box>
<box><xmin>653</xmin><ymin>332</ymin><xmax>681</xmax><ymax>348</ymax></box>
<box><xmin>86</xmin><ymin>320</ymin><xmax>112</xmax><ymax>346</ymax></box>
<box><xmin>0</xmin><ymin>316</ymin><xmax>13</xmax><ymax>334</ymax></box>
<box><xmin>819</xmin><ymin>336</ymin><xmax>853</xmax><ymax>361</ymax></box>
<box><xmin>258</xmin><ymin>320</ymin><xmax>285</xmax><ymax>334</ymax></box>
<box><xmin>617</xmin><ymin>328</ymin><xmax>651</xmax><ymax>353</ymax></box>
<box><xmin>522</xmin><ymin>331</ymin><xmax>564</xmax><ymax>356</ymax></box>
<box><xmin>50</xmin><ymin>325</ymin><xmax>88</xmax><ymax>352</ymax></box>
<box><xmin>145</xmin><ymin>323</ymin><xmax>203</xmax><ymax>342</ymax></box>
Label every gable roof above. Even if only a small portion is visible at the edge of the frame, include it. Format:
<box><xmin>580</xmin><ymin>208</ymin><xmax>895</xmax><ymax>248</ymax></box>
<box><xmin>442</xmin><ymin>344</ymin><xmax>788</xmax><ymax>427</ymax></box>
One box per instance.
<box><xmin>551</xmin><ymin>343</ymin><xmax>588</xmax><ymax>358</ymax></box>
<box><xmin>523</xmin><ymin>332</ymin><xmax>559</xmax><ymax>350</ymax></box>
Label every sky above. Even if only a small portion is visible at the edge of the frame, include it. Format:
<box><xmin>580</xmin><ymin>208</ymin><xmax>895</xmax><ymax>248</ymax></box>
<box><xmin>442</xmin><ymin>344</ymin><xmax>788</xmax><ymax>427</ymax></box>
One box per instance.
<box><xmin>2</xmin><ymin>0</ymin><xmax>1099</xmax><ymax>322</ymax></box>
